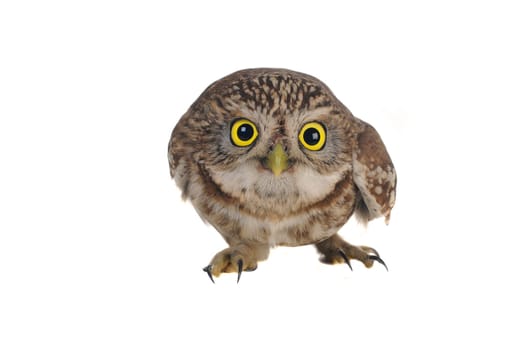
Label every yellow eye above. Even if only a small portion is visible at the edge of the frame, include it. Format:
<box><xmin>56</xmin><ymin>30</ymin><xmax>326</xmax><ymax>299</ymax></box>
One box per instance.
<box><xmin>230</xmin><ymin>119</ymin><xmax>259</xmax><ymax>147</ymax></box>
<box><xmin>299</xmin><ymin>122</ymin><xmax>326</xmax><ymax>151</ymax></box>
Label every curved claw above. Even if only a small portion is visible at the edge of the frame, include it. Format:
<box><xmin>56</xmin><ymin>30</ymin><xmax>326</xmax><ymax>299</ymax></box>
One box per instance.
<box><xmin>368</xmin><ymin>255</ymin><xmax>389</xmax><ymax>271</ymax></box>
<box><xmin>361</xmin><ymin>246</ymin><xmax>380</xmax><ymax>257</ymax></box>
<box><xmin>237</xmin><ymin>259</ymin><xmax>243</xmax><ymax>283</ymax></box>
<box><xmin>338</xmin><ymin>248</ymin><xmax>353</xmax><ymax>272</ymax></box>
<box><xmin>203</xmin><ymin>265</ymin><xmax>215</xmax><ymax>283</ymax></box>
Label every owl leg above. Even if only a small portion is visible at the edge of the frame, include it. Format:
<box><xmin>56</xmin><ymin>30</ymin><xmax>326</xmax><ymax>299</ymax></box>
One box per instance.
<box><xmin>203</xmin><ymin>243</ymin><xmax>270</xmax><ymax>283</ymax></box>
<box><xmin>315</xmin><ymin>234</ymin><xmax>388</xmax><ymax>271</ymax></box>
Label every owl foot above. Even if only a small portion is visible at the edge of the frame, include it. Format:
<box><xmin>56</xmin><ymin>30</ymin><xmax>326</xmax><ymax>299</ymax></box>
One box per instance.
<box><xmin>202</xmin><ymin>245</ymin><xmax>261</xmax><ymax>283</ymax></box>
<box><xmin>316</xmin><ymin>234</ymin><xmax>388</xmax><ymax>271</ymax></box>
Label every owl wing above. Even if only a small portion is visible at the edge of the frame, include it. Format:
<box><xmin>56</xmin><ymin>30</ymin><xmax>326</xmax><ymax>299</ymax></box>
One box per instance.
<box><xmin>168</xmin><ymin>111</ymin><xmax>197</xmax><ymax>200</ymax></box>
<box><xmin>352</xmin><ymin>123</ymin><xmax>396</xmax><ymax>224</ymax></box>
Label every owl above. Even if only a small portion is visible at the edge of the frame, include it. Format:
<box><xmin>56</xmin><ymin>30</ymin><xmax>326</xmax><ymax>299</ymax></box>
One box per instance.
<box><xmin>168</xmin><ymin>68</ymin><xmax>396</xmax><ymax>282</ymax></box>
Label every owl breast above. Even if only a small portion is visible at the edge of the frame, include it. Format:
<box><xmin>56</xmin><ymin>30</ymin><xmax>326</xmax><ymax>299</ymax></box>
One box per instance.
<box><xmin>198</xmin><ymin>160</ymin><xmax>355</xmax><ymax>246</ymax></box>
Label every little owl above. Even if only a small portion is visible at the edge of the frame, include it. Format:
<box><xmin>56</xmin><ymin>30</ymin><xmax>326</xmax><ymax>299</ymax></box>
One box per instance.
<box><xmin>168</xmin><ymin>68</ymin><xmax>396</xmax><ymax>282</ymax></box>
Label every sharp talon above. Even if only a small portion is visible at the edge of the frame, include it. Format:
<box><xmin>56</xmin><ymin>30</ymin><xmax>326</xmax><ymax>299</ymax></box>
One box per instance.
<box><xmin>362</xmin><ymin>246</ymin><xmax>380</xmax><ymax>257</ymax></box>
<box><xmin>368</xmin><ymin>255</ymin><xmax>389</xmax><ymax>271</ymax></box>
<box><xmin>203</xmin><ymin>265</ymin><xmax>215</xmax><ymax>283</ymax></box>
<box><xmin>237</xmin><ymin>259</ymin><xmax>243</xmax><ymax>283</ymax></box>
<box><xmin>338</xmin><ymin>248</ymin><xmax>353</xmax><ymax>271</ymax></box>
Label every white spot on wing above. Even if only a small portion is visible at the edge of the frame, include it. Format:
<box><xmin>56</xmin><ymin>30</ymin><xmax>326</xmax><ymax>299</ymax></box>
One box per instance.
<box><xmin>352</xmin><ymin>154</ymin><xmax>391</xmax><ymax>221</ymax></box>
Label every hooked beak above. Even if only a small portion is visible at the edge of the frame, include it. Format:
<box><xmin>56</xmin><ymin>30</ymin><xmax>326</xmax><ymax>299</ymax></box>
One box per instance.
<box><xmin>265</xmin><ymin>143</ymin><xmax>289</xmax><ymax>176</ymax></box>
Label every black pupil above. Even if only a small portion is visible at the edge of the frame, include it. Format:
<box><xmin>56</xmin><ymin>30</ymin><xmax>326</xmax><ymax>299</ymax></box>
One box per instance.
<box><xmin>237</xmin><ymin>123</ymin><xmax>254</xmax><ymax>141</ymax></box>
<box><xmin>304</xmin><ymin>128</ymin><xmax>320</xmax><ymax>145</ymax></box>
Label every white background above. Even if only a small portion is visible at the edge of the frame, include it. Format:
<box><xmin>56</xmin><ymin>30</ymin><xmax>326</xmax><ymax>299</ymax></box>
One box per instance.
<box><xmin>1</xmin><ymin>1</ymin><xmax>526</xmax><ymax>349</ymax></box>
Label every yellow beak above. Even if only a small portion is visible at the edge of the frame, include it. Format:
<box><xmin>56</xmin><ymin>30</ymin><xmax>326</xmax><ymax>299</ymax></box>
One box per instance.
<box><xmin>265</xmin><ymin>143</ymin><xmax>288</xmax><ymax>176</ymax></box>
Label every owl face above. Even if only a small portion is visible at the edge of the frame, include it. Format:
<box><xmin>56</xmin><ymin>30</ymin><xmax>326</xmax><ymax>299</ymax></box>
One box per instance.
<box><xmin>195</xmin><ymin>71</ymin><xmax>356</xmax><ymax>213</ymax></box>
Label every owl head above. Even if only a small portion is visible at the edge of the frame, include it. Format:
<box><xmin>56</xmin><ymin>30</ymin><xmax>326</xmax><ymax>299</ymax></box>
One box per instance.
<box><xmin>169</xmin><ymin>68</ymin><xmax>395</xmax><ymax>222</ymax></box>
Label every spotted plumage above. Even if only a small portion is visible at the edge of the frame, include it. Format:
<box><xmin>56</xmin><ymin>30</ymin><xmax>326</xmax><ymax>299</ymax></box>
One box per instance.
<box><xmin>168</xmin><ymin>68</ymin><xmax>396</xmax><ymax>282</ymax></box>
